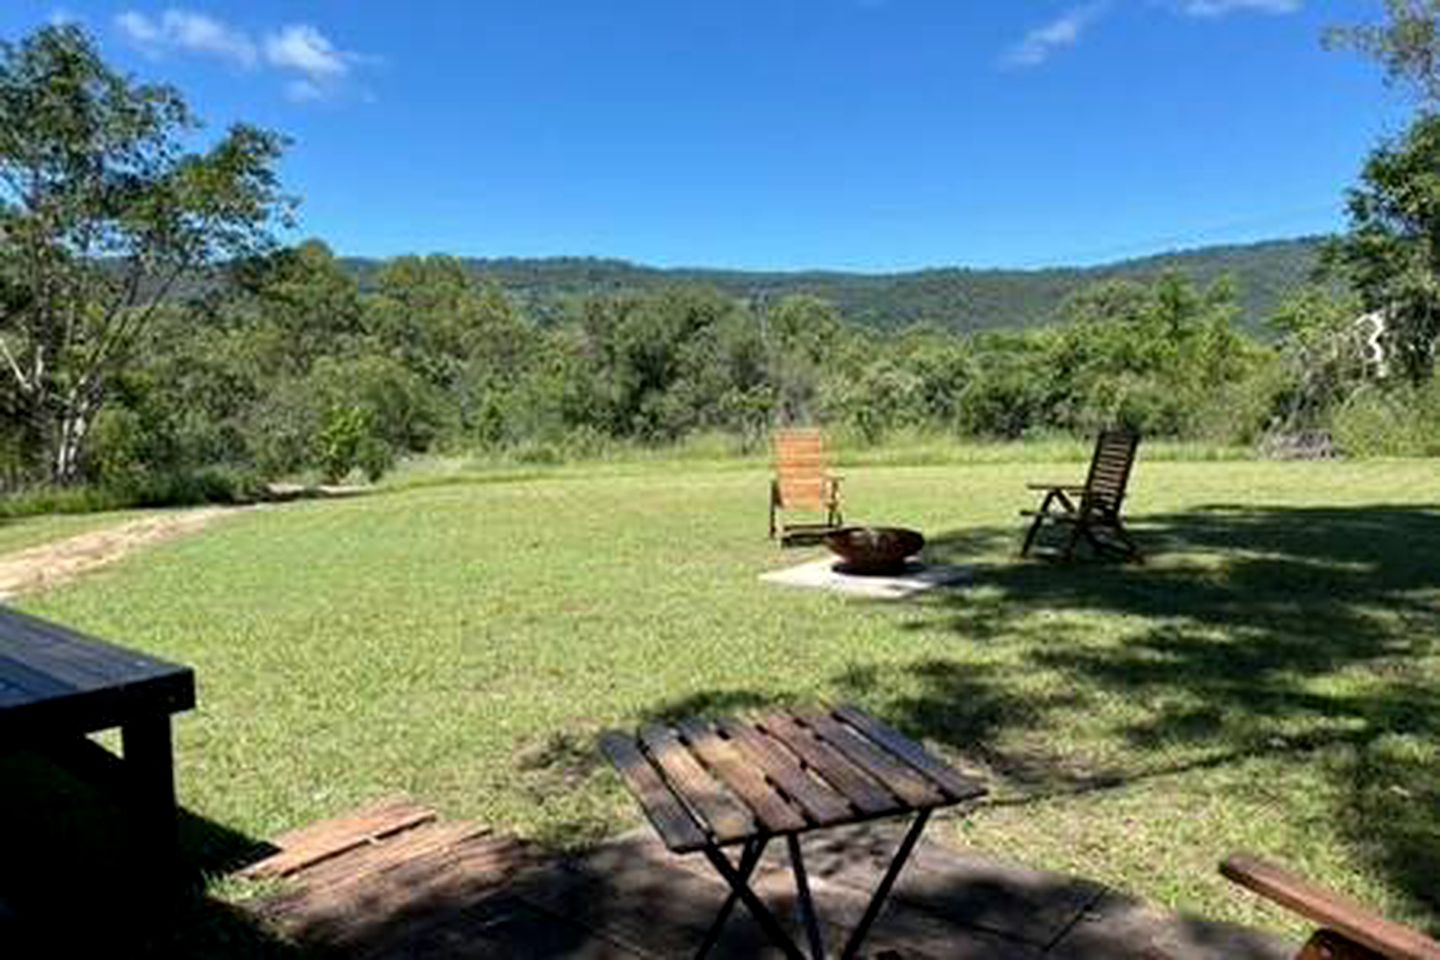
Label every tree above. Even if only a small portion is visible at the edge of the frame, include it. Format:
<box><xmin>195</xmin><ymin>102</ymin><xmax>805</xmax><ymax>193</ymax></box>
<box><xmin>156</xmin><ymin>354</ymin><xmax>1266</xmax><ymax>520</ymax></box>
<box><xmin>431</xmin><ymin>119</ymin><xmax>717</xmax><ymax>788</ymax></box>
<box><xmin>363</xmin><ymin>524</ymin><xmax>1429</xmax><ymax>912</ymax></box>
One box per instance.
<box><xmin>1326</xmin><ymin>1</ymin><xmax>1440</xmax><ymax>110</ymax></box>
<box><xmin>762</xmin><ymin>295</ymin><xmax>842</xmax><ymax>425</ymax></box>
<box><xmin>1325</xmin><ymin>114</ymin><xmax>1440</xmax><ymax>383</ymax></box>
<box><xmin>1267</xmin><ymin>285</ymin><xmax>1368</xmax><ymax>430</ymax></box>
<box><xmin>366</xmin><ymin>255</ymin><xmax>534</xmax><ymax>435</ymax></box>
<box><xmin>0</xmin><ymin>24</ymin><xmax>289</xmax><ymax>484</ymax></box>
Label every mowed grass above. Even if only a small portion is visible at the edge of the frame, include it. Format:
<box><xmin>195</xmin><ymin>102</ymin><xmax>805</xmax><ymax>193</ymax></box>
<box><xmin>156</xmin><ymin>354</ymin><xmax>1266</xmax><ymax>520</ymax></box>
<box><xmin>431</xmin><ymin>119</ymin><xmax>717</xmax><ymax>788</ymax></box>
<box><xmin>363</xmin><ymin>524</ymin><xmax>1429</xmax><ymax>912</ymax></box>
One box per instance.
<box><xmin>13</xmin><ymin>457</ymin><xmax>1440</xmax><ymax>939</ymax></box>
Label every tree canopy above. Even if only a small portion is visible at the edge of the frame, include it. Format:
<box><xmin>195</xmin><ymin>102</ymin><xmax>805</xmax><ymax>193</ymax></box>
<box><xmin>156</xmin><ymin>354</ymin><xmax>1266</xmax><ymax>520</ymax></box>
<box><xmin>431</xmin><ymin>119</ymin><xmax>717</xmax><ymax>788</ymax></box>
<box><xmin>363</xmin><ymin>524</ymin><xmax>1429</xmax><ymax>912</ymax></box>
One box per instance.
<box><xmin>0</xmin><ymin>24</ymin><xmax>289</xmax><ymax>484</ymax></box>
<box><xmin>1327</xmin><ymin>0</ymin><xmax>1440</xmax><ymax>110</ymax></box>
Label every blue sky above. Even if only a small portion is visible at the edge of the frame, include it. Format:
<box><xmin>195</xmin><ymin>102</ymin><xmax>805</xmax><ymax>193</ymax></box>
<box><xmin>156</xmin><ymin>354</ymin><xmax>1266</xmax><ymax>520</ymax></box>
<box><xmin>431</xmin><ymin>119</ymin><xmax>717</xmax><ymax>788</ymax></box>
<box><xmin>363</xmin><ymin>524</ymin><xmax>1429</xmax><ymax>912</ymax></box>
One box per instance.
<box><xmin>1</xmin><ymin>1</ymin><xmax>1409</xmax><ymax>270</ymax></box>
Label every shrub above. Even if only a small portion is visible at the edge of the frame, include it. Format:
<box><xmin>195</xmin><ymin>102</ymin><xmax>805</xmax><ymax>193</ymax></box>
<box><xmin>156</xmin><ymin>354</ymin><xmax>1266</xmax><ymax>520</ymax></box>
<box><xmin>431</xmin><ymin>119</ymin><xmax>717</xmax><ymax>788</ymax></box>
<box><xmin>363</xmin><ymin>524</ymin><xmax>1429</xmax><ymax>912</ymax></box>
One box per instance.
<box><xmin>1331</xmin><ymin>383</ymin><xmax>1440</xmax><ymax>456</ymax></box>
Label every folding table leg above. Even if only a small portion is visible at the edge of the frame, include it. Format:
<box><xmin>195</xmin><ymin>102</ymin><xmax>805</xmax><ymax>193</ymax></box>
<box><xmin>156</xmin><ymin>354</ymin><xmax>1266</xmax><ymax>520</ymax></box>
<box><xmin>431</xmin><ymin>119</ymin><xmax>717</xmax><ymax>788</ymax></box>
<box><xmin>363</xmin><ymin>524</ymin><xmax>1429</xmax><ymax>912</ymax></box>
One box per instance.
<box><xmin>838</xmin><ymin>809</ymin><xmax>931</xmax><ymax>960</ymax></box>
<box><xmin>788</xmin><ymin>833</ymin><xmax>825</xmax><ymax>960</ymax></box>
<box><xmin>695</xmin><ymin>837</ymin><xmax>767</xmax><ymax>959</ymax></box>
<box><xmin>701</xmin><ymin>841</ymin><xmax>809</xmax><ymax>960</ymax></box>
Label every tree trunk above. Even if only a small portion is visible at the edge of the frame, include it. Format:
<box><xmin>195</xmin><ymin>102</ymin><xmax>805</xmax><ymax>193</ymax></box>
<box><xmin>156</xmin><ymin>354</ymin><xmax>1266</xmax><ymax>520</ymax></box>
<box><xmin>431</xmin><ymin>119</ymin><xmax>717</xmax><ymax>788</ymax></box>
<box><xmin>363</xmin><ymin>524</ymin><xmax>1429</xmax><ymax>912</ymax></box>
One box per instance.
<box><xmin>51</xmin><ymin>401</ymin><xmax>92</xmax><ymax>486</ymax></box>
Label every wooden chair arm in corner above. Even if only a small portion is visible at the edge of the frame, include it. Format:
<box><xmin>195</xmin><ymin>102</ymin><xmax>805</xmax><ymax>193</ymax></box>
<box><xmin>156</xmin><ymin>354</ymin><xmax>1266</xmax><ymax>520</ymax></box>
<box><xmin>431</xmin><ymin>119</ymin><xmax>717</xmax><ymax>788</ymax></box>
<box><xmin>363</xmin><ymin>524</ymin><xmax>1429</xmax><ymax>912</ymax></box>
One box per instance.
<box><xmin>1027</xmin><ymin>483</ymin><xmax>1086</xmax><ymax>492</ymax></box>
<box><xmin>1220</xmin><ymin>854</ymin><xmax>1440</xmax><ymax>960</ymax></box>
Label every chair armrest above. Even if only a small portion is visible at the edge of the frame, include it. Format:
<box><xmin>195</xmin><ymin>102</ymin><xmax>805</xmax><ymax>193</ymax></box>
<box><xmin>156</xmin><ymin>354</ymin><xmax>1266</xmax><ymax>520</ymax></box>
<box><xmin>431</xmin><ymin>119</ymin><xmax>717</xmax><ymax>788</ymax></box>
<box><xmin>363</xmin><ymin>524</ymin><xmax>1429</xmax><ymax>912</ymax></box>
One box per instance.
<box><xmin>1220</xmin><ymin>854</ymin><xmax>1440</xmax><ymax>960</ymax></box>
<box><xmin>1027</xmin><ymin>483</ymin><xmax>1085</xmax><ymax>492</ymax></box>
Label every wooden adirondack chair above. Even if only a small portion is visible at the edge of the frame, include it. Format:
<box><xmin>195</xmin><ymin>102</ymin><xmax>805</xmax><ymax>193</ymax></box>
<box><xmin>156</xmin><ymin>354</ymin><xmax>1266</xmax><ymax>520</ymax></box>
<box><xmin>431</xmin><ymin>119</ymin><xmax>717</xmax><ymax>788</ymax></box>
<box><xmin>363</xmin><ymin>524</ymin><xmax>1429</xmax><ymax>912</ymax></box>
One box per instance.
<box><xmin>1219</xmin><ymin>854</ymin><xmax>1440</xmax><ymax>960</ymax></box>
<box><xmin>1020</xmin><ymin>429</ymin><xmax>1141</xmax><ymax>561</ymax></box>
<box><xmin>770</xmin><ymin>428</ymin><xmax>843</xmax><ymax>541</ymax></box>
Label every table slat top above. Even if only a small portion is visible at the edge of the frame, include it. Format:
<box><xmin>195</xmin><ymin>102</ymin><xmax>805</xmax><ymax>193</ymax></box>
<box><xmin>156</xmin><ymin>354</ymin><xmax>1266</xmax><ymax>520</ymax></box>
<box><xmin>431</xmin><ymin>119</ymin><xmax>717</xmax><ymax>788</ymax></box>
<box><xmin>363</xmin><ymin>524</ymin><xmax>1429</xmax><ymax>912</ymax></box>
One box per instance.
<box><xmin>601</xmin><ymin>705</ymin><xmax>985</xmax><ymax>853</ymax></box>
<box><xmin>0</xmin><ymin>605</ymin><xmax>195</xmax><ymax>735</ymax></box>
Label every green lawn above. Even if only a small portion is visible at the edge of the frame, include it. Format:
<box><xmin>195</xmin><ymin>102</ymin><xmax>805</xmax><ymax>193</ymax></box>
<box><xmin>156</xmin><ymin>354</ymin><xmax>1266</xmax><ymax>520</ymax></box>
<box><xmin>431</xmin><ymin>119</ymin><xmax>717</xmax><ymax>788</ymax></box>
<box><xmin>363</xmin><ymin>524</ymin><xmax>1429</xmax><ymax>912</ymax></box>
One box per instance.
<box><xmin>9</xmin><ymin>457</ymin><xmax>1440</xmax><ymax>942</ymax></box>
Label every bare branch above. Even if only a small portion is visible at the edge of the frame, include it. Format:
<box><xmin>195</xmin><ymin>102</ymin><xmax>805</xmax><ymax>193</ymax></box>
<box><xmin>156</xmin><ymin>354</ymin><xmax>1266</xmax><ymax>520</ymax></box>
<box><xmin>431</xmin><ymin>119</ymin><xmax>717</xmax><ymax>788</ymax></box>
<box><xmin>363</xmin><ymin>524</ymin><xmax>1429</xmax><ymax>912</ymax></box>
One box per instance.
<box><xmin>0</xmin><ymin>333</ymin><xmax>32</xmax><ymax>393</ymax></box>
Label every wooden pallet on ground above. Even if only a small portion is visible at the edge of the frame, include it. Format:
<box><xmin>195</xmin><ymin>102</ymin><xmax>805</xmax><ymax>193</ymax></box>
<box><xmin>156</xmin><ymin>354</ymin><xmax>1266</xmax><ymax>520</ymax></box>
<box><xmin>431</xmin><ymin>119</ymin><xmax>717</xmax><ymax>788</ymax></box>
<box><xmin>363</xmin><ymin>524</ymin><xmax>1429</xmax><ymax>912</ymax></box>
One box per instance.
<box><xmin>244</xmin><ymin>797</ymin><xmax>535</xmax><ymax>956</ymax></box>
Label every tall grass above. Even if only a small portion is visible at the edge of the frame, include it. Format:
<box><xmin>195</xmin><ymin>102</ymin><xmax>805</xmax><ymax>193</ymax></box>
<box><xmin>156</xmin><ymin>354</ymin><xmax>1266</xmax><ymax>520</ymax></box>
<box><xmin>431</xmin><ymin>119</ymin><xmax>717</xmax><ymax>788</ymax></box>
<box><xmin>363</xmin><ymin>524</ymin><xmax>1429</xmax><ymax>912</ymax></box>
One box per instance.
<box><xmin>0</xmin><ymin>466</ymin><xmax>263</xmax><ymax>520</ymax></box>
<box><xmin>385</xmin><ymin>429</ymin><xmax>1256</xmax><ymax>494</ymax></box>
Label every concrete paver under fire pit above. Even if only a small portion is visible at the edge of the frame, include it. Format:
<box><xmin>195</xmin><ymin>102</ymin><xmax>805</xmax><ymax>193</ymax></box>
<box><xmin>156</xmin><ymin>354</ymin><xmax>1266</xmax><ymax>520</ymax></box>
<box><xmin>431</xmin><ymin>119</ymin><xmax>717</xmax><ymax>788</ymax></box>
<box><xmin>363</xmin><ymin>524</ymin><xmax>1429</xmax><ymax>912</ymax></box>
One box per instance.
<box><xmin>760</xmin><ymin>555</ymin><xmax>971</xmax><ymax>600</ymax></box>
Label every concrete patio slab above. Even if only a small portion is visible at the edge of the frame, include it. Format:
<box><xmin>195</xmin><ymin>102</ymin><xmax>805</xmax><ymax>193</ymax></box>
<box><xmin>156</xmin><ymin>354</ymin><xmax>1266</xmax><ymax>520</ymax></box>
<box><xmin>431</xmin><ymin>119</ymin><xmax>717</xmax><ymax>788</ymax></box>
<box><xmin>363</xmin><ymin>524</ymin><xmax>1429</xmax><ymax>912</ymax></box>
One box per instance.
<box><xmin>1048</xmin><ymin>890</ymin><xmax>1295</xmax><ymax>960</ymax></box>
<box><xmin>760</xmin><ymin>555</ymin><xmax>971</xmax><ymax>600</ymax></box>
<box><xmin>245</xmin><ymin>800</ymin><xmax>1301</xmax><ymax>959</ymax></box>
<box><xmin>776</xmin><ymin>821</ymin><xmax>1107</xmax><ymax>948</ymax></box>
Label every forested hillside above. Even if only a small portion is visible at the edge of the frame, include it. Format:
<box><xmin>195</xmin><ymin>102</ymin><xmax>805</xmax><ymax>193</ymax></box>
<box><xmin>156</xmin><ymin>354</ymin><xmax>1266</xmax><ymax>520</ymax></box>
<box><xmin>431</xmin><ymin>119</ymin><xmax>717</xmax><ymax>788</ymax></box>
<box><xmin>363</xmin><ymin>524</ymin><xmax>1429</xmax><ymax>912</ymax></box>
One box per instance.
<box><xmin>10</xmin><ymin>22</ymin><xmax>1434</xmax><ymax>509</ymax></box>
<box><xmin>342</xmin><ymin>237</ymin><xmax>1323</xmax><ymax>334</ymax></box>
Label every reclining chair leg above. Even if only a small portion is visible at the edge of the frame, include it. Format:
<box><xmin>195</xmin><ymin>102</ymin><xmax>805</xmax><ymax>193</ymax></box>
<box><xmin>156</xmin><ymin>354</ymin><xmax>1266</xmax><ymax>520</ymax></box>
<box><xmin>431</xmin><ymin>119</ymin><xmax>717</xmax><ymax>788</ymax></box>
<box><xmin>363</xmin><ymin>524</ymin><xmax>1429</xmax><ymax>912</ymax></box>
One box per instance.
<box><xmin>1020</xmin><ymin>515</ymin><xmax>1045</xmax><ymax>557</ymax></box>
<box><xmin>1061</xmin><ymin>519</ymin><xmax>1086</xmax><ymax>561</ymax></box>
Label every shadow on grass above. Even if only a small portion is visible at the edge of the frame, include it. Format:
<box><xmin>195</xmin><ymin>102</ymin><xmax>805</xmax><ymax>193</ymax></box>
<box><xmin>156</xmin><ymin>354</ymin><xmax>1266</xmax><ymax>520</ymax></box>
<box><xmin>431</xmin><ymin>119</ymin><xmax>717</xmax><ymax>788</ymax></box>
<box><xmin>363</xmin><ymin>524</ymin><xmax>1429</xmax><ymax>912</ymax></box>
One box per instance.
<box><xmin>902</xmin><ymin>504</ymin><xmax>1440</xmax><ymax>932</ymax></box>
<box><xmin>0</xmin><ymin>750</ymin><xmax>302</xmax><ymax>958</ymax></box>
<box><xmin>605</xmin><ymin>504</ymin><xmax>1440</xmax><ymax>933</ymax></box>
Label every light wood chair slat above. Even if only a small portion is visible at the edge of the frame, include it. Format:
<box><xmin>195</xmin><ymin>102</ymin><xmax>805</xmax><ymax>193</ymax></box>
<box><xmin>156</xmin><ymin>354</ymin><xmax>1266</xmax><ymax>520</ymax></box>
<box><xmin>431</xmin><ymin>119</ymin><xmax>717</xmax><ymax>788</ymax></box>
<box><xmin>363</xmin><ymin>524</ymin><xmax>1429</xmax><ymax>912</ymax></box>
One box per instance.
<box><xmin>1220</xmin><ymin>854</ymin><xmax>1440</xmax><ymax>960</ymax></box>
<box><xmin>770</xmin><ymin>428</ymin><xmax>844</xmax><ymax>541</ymax></box>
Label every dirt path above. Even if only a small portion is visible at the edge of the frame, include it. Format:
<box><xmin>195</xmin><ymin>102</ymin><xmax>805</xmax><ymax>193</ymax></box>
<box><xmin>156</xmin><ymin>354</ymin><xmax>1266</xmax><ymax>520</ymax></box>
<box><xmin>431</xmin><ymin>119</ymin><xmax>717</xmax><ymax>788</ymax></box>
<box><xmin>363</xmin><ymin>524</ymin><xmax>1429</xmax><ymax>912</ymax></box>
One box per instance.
<box><xmin>0</xmin><ymin>506</ymin><xmax>251</xmax><ymax>600</ymax></box>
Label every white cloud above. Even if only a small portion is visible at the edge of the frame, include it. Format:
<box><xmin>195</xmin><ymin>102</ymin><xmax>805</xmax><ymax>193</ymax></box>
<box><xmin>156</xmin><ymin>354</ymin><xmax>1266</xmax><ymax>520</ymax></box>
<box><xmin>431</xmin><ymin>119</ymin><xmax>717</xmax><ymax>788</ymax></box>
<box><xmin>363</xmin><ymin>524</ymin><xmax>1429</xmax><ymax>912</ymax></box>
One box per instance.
<box><xmin>114</xmin><ymin>10</ymin><xmax>367</xmax><ymax>103</ymax></box>
<box><xmin>284</xmin><ymin>78</ymin><xmax>326</xmax><ymax>103</ymax></box>
<box><xmin>1000</xmin><ymin>0</ymin><xmax>1303</xmax><ymax>69</ymax></box>
<box><xmin>265</xmin><ymin>25</ymin><xmax>351</xmax><ymax>80</ymax></box>
<box><xmin>114</xmin><ymin>10</ymin><xmax>160</xmax><ymax>44</ymax></box>
<box><xmin>1176</xmin><ymin>0</ymin><xmax>1301</xmax><ymax>15</ymax></box>
<box><xmin>1004</xmin><ymin>4</ymin><xmax>1110</xmax><ymax>68</ymax></box>
<box><xmin>115</xmin><ymin>9</ymin><xmax>258</xmax><ymax>67</ymax></box>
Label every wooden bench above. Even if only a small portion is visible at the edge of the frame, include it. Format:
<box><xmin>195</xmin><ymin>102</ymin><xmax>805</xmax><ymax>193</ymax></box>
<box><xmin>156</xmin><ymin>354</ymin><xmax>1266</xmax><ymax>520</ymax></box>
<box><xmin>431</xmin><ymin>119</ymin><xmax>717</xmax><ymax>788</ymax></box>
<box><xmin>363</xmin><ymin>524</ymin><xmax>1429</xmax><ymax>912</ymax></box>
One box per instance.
<box><xmin>0</xmin><ymin>605</ymin><xmax>195</xmax><ymax>874</ymax></box>
<box><xmin>1221</xmin><ymin>855</ymin><xmax>1440</xmax><ymax>960</ymax></box>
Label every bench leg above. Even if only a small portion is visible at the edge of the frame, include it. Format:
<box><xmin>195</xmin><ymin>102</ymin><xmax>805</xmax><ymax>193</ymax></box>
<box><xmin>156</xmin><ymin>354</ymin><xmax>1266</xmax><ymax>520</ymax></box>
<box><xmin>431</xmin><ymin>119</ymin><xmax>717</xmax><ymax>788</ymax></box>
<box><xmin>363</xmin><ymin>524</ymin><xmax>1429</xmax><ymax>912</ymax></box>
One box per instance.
<box><xmin>122</xmin><ymin>715</ymin><xmax>179</xmax><ymax>877</ymax></box>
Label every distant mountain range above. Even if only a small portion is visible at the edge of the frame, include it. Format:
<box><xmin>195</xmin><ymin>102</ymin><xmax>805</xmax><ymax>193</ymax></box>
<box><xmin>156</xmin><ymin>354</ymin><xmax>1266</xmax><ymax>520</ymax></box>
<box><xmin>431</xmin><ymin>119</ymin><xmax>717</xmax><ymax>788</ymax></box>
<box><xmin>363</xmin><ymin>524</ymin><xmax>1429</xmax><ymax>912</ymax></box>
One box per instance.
<box><xmin>341</xmin><ymin>236</ymin><xmax>1327</xmax><ymax>334</ymax></box>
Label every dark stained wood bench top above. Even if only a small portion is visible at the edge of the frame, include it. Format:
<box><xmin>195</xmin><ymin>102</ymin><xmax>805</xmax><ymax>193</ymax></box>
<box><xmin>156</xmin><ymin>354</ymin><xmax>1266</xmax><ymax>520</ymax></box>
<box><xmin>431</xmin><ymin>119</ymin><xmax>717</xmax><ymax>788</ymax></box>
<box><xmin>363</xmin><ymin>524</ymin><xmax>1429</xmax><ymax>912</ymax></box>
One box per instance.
<box><xmin>601</xmin><ymin>705</ymin><xmax>986</xmax><ymax>854</ymax></box>
<box><xmin>0</xmin><ymin>604</ymin><xmax>195</xmax><ymax>742</ymax></box>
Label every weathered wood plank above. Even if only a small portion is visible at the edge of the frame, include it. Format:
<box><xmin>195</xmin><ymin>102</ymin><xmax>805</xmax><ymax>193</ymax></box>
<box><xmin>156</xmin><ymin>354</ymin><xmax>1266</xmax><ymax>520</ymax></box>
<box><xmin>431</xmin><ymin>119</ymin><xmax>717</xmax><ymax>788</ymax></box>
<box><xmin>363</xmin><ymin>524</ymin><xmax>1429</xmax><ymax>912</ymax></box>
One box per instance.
<box><xmin>291</xmin><ymin>821</ymin><xmax>494</xmax><ymax>895</ymax></box>
<box><xmin>244</xmin><ymin>796</ymin><xmax>439</xmax><ymax>879</ymax></box>
<box><xmin>599</xmin><ymin>732</ymin><xmax>708</xmax><ymax>853</ymax></box>
<box><xmin>758</xmin><ymin>713</ymin><xmax>900</xmax><ymax>816</ymax></box>
<box><xmin>639</xmin><ymin>725</ymin><xmax>754</xmax><ymax>845</ymax></box>
<box><xmin>675</xmin><ymin>718</ymin><xmax>806</xmax><ymax>834</ymax></box>
<box><xmin>1222</xmin><ymin>855</ymin><xmax>1440</xmax><ymax>960</ymax></box>
<box><xmin>263</xmin><ymin>831</ymin><xmax>531</xmax><ymax>947</ymax></box>
<box><xmin>802</xmin><ymin>712</ymin><xmax>945</xmax><ymax>808</ymax></box>
<box><xmin>832</xmin><ymin>706</ymin><xmax>985</xmax><ymax>803</ymax></box>
<box><xmin>716</xmin><ymin>718</ymin><xmax>853</xmax><ymax>826</ymax></box>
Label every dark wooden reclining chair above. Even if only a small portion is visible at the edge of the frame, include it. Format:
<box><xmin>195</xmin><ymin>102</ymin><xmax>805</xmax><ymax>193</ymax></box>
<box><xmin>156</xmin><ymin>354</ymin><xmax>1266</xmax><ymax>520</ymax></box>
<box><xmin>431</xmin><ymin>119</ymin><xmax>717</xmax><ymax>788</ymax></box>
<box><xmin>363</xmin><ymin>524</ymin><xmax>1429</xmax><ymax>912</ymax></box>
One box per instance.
<box><xmin>1021</xmin><ymin>429</ymin><xmax>1141</xmax><ymax>561</ymax></box>
<box><xmin>1220</xmin><ymin>854</ymin><xmax>1440</xmax><ymax>960</ymax></box>
<box><xmin>769</xmin><ymin>428</ymin><xmax>843</xmax><ymax>542</ymax></box>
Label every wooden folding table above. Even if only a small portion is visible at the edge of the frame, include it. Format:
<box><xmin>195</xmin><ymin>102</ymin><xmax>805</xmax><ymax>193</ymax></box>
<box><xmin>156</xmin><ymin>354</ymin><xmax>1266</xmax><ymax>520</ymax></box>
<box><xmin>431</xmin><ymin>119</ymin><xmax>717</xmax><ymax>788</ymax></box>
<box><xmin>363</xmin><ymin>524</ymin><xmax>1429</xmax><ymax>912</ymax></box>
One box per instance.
<box><xmin>601</xmin><ymin>704</ymin><xmax>986</xmax><ymax>959</ymax></box>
